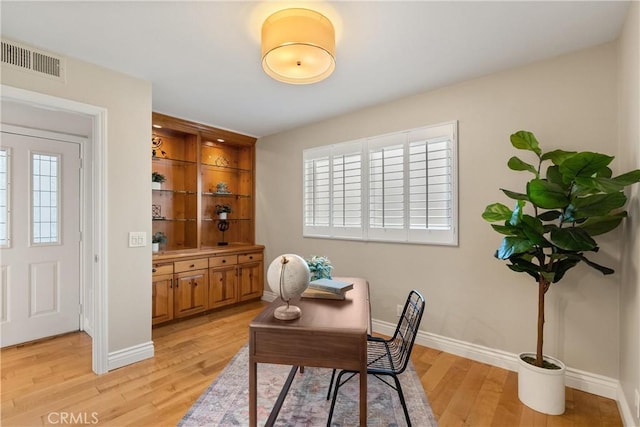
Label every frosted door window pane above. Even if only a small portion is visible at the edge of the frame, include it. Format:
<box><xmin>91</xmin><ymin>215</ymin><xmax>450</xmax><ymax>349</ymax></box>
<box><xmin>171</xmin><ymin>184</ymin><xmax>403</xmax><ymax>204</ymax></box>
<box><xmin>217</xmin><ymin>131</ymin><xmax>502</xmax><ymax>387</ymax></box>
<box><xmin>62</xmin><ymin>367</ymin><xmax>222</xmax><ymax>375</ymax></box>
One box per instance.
<box><xmin>0</xmin><ymin>149</ymin><xmax>9</xmax><ymax>247</ymax></box>
<box><xmin>31</xmin><ymin>153</ymin><xmax>59</xmax><ymax>244</ymax></box>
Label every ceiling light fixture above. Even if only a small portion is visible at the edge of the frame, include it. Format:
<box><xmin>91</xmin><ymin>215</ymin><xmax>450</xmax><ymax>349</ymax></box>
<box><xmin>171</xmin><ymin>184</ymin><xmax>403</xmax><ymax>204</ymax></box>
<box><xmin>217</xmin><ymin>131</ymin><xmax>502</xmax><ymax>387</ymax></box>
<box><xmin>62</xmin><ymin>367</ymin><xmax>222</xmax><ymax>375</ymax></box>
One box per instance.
<box><xmin>261</xmin><ymin>8</ymin><xmax>335</xmax><ymax>85</ymax></box>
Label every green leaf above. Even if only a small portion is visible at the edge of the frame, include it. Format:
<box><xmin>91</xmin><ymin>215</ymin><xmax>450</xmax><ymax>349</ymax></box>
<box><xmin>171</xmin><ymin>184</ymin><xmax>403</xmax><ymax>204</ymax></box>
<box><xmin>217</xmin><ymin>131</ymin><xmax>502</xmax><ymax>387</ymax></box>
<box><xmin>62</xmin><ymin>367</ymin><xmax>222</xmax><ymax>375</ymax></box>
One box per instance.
<box><xmin>613</xmin><ymin>169</ymin><xmax>640</xmax><ymax>186</ymax></box>
<box><xmin>575</xmin><ymin>254</ymin><xmax>615</xmax><ymax>275</ymax></box>
<box><xmin>482</xmin><ymin>203</ymin><xmax>512</xmax><ymax>222</ymax></box>
<box><xmin>545</xmin><ymin>165</ymin><xmax>566</xmax><ymax>187</ymax></box>
<box><xmin>577</xmin><ymin>212</ymin><xmax>627</xmax><ymax>236</ymax></box>
<box><xmin>508</xmin><ymin>156</ymin><xmax>538</xmax><ymax>175</ymax></box>
<box><xmin>552</xmin><ymin>258</ymin><xmax>580</xmax><ymax>282</ymax></box>
<box><xmin>500</xmin><ymin>189</ymin><xmax>529</xmax><ymax>201</ymax></box>
<box><xmin>510</xmin><ymin>131</ymin><xmax>542</xmax><ymax>156</ymax></box>
<box><xmin>527</xmin><ymin>179</ymin><xmax>570</xmax><ymax>209</ymax></box>
<box><xmin>574</xmin><ymin>177</ymin><xmax>625</xmax><ymax>193</ymax></box>
<box><xmin>559</xmin><ymin>152</ymin><xmax>614</xmax><ymax>183</ymax></box>
<box><xmin>596</xmin><ymin>167</ymin><xmax>613</xmax><ymax>178</ymax></box>
<box><xmin>491</xmin><ymin>224</ymin><xmax>524</xmax><ymax>236</ymax></box>
<box><xmin>541</xmin><ymin>149</ymin><xmax>577</xmax><ymax>165</ymax></box>
<box><xmin>572</xmin><ymin>192</ymin><xmax>627</xmax><ymax>218</ymax></box>
<box><xmin>537</xmin><ymin>210</ymin><xmax>562</xmax><ymax>222</ymax></box>
<box><xmin>496</xmin><ymin>237</ymin><xmax>535</xmax><ymax>259</ymax></box>
<box><xmin>550</xmin><ymin>227</ymin><xmax>598</xmax><ymax>251</ymax></box>
<box><xmin>521</xmin><ymin>215</ymin><xmax>550</xmax><ymax>247</ymax></box>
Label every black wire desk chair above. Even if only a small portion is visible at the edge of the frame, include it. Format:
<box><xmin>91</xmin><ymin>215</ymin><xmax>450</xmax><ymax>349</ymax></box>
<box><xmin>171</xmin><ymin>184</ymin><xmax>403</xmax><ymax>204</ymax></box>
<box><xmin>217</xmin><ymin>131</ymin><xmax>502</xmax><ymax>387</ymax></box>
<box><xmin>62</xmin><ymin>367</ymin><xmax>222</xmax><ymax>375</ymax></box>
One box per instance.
<box><xmin>325</xmin><ymin>289</ymin><xmax>426</xmax><ymax>427</ymax></box>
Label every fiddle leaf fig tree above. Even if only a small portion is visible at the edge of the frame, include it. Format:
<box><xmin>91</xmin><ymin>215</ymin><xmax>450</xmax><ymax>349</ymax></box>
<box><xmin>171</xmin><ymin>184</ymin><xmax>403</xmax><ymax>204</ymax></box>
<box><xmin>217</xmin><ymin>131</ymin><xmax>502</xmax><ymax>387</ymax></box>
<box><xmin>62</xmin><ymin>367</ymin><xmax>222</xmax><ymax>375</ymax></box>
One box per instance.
<box><xmin>482</xmin><ymin>130</ymin><xmax>640</xmax><ymax>368</ymax></box>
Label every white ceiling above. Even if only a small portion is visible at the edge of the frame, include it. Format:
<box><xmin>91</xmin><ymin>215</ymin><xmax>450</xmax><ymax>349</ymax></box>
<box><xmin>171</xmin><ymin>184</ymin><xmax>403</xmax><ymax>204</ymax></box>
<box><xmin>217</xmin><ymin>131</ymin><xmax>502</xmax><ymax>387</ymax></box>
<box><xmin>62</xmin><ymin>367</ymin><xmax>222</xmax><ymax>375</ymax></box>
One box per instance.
<box><xmin>0</xmin><ymin>1</ymin><xmax>630</xmax><ymax>138</ymax></box>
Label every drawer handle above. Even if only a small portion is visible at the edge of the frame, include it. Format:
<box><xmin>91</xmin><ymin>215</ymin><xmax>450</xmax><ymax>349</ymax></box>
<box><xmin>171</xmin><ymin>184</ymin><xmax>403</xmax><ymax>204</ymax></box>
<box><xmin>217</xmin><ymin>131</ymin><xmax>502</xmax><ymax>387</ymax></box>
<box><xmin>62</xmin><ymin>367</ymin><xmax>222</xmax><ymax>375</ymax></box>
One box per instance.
<box><xmin>152</xmin><ymin>268</ymin><xmax>157</xmax><ymax>273</ymax></box>
<box><xmin>249</xmin><ymin>256</ymin><xmax>253</xmax><ymax>260</ymax></box>
<box><xmin>222</xmin><ymin>259</ymin><xmax>226</xmax><ymax>263</ymax></box>
<box><xmin>190</xmin><ymin>264</ymin><xmax>195</xmax><ymax>268</ymax></box>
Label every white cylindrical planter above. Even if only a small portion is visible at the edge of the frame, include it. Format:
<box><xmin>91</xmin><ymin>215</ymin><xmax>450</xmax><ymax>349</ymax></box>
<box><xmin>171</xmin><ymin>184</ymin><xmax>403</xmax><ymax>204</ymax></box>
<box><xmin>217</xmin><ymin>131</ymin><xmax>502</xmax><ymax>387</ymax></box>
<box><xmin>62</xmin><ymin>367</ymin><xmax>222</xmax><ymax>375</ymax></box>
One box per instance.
<box><xmin>517</xmin><ymin>352</ymin><xmax>566</xmax><ymax>415</ymax></box>
<box><xmin>152</xmin><ymin>182</ymin><xmax>162</xmax><ymax>190</ymax></box>
<box><xmin>152</xmin><ymin>242</ymin><xmax>159</xmax><ymax>253</ymax></box>
<box><xmin>219</xmin><ymin>212</ymin><xmax>227</xmax><ymax>220</ymax></box>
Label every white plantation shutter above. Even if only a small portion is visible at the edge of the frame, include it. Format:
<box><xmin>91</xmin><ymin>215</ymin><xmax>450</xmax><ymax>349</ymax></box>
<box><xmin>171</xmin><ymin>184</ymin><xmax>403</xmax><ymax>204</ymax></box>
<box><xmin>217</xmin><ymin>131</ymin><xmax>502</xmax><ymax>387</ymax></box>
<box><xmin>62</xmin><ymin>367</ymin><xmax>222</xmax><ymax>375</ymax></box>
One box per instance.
<box><xmin>407</xmin><ymin>124</ymin><xmax>456</xmax><ymax>244</ymax></box>
<box><xmin>303</xmin><ymin>121</ymin><xmax>457</xmax><ymax>246</ymax></box>
<box><xmin>304</xmin><ymin>142</ymin><xmax>364</xmax><ymax>238</ymax></box>
<box><xmin>368</xmin><ymin>134</ymin><xmax>406</xmax><ymax>241</ymax></box>
<box><xmin>303</xmin><ymin>147</ymin><xmax>331</xmax><ymax>236</ymax></box>
<box><xmin>331</xmin><ymin>142</ymin><xmax>363</xmax><ymax>238</ymax></box>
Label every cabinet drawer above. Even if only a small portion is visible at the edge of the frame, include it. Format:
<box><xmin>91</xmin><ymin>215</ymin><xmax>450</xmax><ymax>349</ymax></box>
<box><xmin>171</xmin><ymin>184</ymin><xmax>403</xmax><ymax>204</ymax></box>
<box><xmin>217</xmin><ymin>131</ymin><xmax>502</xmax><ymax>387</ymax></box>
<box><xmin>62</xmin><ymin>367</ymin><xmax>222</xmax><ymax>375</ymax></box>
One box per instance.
<box><xmin>174</xmin><ymin>258</ymin><xmax>209</xmax><ymax>273</ymax></box>
<box><xmin>209</xmin><ymin>255</ymin><xmax>238</xmax><ymax>268</ymax></box>
<box><xmin>238</xmin><ymin>252</ymin><xmax>263</xmax><ymax>264</ymax></box>
<box><xmin>152</xmin><ymin>263</ymin><xmax>173</xmax><ymax>276</ymax></box>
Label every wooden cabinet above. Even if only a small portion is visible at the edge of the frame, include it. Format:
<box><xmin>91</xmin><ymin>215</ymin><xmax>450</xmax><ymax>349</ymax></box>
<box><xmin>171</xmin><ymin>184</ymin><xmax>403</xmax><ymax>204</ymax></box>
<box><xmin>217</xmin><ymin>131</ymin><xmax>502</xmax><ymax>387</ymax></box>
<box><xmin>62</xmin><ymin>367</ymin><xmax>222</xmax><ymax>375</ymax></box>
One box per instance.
<box><xmin>174</xmin><ymin>269</ymin><xmax>208</xmax><ymax>318</ymax></box>
<box><xmin>151</xmin><ymin>113</ymin><xmax>264</xmax><ymax>325</ymax></box>
<box><xmin>152</xmin><ymin>263</ymin><xmax>174</xmax><ymax>325</ymax></box>
<box><xmin>208</xmin><ymin>264</ymin><xmax>237</xmax><ymax>309</ymax></box>
<box><xmin>152</xmin><ymin>246</ymin><xmax>264</xmax><ymax>325</ymax></box>
<box><xmin>151</xmin><ymin>113</ymin><xmax>257</xmax><ymax>251</ymax></box>
<box><xmin>238</xmin><ymin>252</ymin><xmax>264</xmax><ymax>301</ymax></box>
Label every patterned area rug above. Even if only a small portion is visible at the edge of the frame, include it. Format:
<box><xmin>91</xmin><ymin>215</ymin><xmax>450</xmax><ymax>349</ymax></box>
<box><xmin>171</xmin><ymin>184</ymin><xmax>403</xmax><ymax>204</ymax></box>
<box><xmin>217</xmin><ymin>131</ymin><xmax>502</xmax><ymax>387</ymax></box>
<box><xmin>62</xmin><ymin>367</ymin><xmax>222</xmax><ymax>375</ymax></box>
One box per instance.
<box><xmin>180</xmin><ymin>344</ymin><xmax>438</xmax><ymax>427</ymax></box>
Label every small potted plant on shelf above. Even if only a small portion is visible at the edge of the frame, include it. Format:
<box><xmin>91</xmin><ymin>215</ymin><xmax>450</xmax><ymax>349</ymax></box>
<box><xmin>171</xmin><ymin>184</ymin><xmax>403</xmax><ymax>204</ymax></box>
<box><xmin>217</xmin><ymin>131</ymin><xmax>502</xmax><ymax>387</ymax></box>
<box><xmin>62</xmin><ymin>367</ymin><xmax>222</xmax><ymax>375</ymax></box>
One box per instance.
<box><xmin>152</xmin><ymin>232</ymin><xmax>167</xmax><ymax>253</ymax></box>
<box><xmin>215</xmin><ymin>204</ymin><xmax>232</xmax><ymax>220</ymax></box>
<box><xmin>305</xmin><ymin>255</ymin><xmax>333</xmax><ymax>281</ymax></box>
<box><xmin>482</xmin><ymin>130</ymin><xmax>640</xmax><ymax>415</ymax></box>
<box><xmin>152</xmin><ymin>172</ymin><xmax>166</xmax><ymax>190</ymax></box>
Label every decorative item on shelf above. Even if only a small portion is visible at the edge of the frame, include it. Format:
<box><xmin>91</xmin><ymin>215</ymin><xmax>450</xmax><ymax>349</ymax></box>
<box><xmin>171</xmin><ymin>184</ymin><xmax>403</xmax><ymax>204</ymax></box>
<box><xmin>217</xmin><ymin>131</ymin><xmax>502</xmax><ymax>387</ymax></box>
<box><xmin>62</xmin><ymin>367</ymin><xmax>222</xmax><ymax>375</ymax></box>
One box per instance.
<box><xmin>267</xmin><ymin>254</ymin><xmax>310</xmax><ymax>320</ymax></box>
<box><xmin>482</xmin><ymin>130</ymin><xmax>640</xmax><ymax>415</ymax></box>
<box><xmin>215</xmin><ymin>182</ymin><xmax>231</xmax><ymax>194</ymax></box>
<box><xmin>216</xmin><ymin>220</ymin><xmax>230</xmax><ymax>246</ymax></box>
<box><xmin>151</xmin><ymin>136</ymin><xmax>166</xmax><ymax>158</ymax></box>
<box><xmin>152</xmin><ymin>204</ymin><xmax>163</xmax><ymax>220</ymax></box>
<box><xmin>305</xmin><ymin>255</ymin><xmax>333</xmax><ymax>281</ymax></box>
<box><xmin>152</xmin><ymin>232</ymin><xmax>167</xmax><ymax>253</ymax></box>
<box><xmin>152</xmin><ymin>172</ymin><xmax>166</xmax><ymax>190</ymax></box>
<box><xmin>215</xmin><ymin>204</ymin><xmax>232</xmax><ymax>220</ymax></box>
<box><xmin>215</xmin><ymin>156</ymin><xmax>230</xmax><ymax>167</ymax></box>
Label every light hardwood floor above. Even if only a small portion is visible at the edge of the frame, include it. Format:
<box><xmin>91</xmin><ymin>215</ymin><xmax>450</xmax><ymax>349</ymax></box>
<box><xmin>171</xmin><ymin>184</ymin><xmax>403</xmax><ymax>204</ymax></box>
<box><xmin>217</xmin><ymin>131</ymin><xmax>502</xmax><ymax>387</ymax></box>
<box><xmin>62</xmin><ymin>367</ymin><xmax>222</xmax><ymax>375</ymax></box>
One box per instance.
<box><xmin>1</xmin><ymin>300</ymin><xmax>622</xmax><ymax>426</ymax></box>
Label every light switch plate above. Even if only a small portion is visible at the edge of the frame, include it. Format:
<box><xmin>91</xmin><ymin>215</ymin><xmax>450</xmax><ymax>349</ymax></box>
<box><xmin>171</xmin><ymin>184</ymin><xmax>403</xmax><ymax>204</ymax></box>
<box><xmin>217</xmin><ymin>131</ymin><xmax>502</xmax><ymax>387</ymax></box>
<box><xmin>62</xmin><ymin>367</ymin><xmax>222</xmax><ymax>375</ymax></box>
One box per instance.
<box><xmin>128</xmin><ymin>231</ymin><xmax>147</xmax><ymax>248</ymax></box>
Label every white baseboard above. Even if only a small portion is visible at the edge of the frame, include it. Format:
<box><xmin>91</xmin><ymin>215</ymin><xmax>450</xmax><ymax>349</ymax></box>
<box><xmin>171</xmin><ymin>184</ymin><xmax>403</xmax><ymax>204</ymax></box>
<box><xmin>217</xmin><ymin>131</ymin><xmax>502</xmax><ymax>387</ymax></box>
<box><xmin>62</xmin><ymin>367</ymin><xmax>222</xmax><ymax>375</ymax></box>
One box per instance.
<box><xmin>107</xmin><ymin>341</ymin><xmax>154</xmax><ymax>371</ymax></box>
<box><xmin>371</xmin><ymin>319</ymin><xmax>620</xmax><ymax>400</ymax></box>
<box><xmin>262</xmin><ymin>291</ymin><xmax>278</xmax><ymax>302</ymax></box>
<box><xmin>617</xmin><ymin>384</ymin><xmax>639</xmax><ymax>427</ymax></box>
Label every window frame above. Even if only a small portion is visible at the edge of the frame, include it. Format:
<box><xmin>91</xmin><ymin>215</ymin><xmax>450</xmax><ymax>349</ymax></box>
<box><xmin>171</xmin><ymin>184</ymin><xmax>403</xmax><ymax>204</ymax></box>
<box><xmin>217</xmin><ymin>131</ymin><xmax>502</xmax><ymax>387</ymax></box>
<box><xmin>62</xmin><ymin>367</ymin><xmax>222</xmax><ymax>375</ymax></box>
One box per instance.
<box><xmin>303</xmin><ymin>121</ymin><xmax>458</xmax><ymax>246</ymax></box>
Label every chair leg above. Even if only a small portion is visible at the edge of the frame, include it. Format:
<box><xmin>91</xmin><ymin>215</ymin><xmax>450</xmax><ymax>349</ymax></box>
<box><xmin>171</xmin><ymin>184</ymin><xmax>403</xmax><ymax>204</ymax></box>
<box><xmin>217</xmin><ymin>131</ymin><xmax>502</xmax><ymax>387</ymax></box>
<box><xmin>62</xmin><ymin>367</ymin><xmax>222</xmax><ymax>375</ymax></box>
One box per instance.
<box><xmin>326</xmin><ymin>369</ymin><xmax>336</xmax><ymax>400</ymax></box>
<box><xmin>327</xmin><ymin>370</ymin><xmax>348</xmax><ymax>427</ymax></box>
<box><xmin>392</xmin><ymin>375</ymin><xmax>411</xmax><ymax>427</ymax></box>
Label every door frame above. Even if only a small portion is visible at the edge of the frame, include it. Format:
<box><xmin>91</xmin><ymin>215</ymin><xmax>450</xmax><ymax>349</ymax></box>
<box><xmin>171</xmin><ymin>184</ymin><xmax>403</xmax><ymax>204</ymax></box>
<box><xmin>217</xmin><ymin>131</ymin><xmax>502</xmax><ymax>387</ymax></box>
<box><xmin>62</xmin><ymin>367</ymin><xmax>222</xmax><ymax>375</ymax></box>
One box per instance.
<box><xmin>1</xmin><ymin>84</ymin><xmax>108</xmax><ymax>374</ymax></box>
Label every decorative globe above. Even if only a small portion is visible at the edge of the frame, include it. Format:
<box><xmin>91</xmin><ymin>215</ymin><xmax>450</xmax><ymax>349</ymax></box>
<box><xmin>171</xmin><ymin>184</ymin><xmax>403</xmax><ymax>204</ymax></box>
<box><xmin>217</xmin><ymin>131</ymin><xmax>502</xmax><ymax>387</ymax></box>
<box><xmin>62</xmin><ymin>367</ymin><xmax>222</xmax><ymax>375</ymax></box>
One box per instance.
<box><xmin>267</xmin><ymin>254</ymin><xmax>310</xmax><ymax>320</ymax></box>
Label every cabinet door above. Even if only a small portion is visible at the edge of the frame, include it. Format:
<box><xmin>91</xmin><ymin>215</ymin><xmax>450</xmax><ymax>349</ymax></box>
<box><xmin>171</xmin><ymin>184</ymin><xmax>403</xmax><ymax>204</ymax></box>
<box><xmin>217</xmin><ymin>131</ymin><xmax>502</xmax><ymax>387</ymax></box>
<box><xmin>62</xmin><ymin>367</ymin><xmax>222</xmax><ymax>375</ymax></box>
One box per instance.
<box><xmin>238</xmin><ymin>260</ymin><xmax>263</xmax><ymax>301</ymax></box>
<box><xmin>208</xmin><ymin>265</ymin><xmax>237</xmax><ymax>309</ymax></box>
<box><xmin>152</xmin><ymin>273</ymin><xmax>174</xmax><ymax>325</ymax></box>
<box><xmin>175</xmin><ymin>270</ymin><xmax>208</xmax><ymax>318</ymax></box>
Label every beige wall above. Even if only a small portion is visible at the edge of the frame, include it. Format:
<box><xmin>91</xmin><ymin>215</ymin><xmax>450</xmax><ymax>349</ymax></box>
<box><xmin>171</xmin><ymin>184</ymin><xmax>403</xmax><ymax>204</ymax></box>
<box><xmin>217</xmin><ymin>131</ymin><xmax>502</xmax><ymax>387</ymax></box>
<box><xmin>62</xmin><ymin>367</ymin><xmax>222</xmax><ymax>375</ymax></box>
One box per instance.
<box><xmin>1</xmin><ymin>55</ymin><xmax>153</xmax><ymax>354</ymax></box>
<box><xmin>257</xmin><ymin>43</ymin><xmax>621</xmax><ymax>376</ymax></box>
<box><xmin>618</xmin><ymin>1</ymin><xmax>640</xmax><ymax>422</ymax></box>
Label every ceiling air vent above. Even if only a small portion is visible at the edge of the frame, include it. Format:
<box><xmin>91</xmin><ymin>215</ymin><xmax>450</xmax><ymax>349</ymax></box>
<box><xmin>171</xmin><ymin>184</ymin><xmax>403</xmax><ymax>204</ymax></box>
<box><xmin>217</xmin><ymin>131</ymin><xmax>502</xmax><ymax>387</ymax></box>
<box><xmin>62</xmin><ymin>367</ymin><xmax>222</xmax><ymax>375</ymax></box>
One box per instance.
<box><xmin>1</xmin><ymin>39</ymin><xmax>65</xmax><ymax>81</ymax></box>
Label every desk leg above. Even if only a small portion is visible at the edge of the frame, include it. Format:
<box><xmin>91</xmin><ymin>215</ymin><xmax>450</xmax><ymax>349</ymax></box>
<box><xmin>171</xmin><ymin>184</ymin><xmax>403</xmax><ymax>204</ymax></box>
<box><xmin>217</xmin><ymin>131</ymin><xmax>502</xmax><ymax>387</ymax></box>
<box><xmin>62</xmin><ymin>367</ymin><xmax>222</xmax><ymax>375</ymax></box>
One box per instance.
<box><xmin>359</xmin><ymin>365</ymin><xmax>367</xmax><ymax>426</ymax></box>
<box><xmin>249</xmin><ymin>357</ymin><xmax>257</xmax><ymax>427</ymax></box>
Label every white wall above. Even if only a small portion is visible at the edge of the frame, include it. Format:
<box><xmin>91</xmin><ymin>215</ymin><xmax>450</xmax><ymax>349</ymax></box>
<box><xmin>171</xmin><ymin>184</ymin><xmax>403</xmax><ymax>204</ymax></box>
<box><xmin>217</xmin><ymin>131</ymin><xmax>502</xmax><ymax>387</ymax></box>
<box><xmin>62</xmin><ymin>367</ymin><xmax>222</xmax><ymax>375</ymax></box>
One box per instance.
<box><xmin>1</xmin><ymin>54</ymin><xmax>153</xmax><ymax>355</ymax></box>
<box><xmin>257</xmin><ymin>43</ymin><xmax>622</xmax><ymax>377</ymax></box>
<box><xmin>617</xmin><ymin>1</ymin><xmax>640</xmax><ymax>423</ymax></box>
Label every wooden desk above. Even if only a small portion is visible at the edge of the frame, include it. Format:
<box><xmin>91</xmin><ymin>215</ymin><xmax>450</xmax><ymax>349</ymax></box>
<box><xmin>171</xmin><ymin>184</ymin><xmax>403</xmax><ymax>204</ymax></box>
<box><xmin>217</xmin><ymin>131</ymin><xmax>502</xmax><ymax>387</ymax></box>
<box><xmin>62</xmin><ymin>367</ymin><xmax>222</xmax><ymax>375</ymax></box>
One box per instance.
<box><xmin>249</xmin><ymin>277</ymin><xmax>370</xmax><ymax>426</ymax></box>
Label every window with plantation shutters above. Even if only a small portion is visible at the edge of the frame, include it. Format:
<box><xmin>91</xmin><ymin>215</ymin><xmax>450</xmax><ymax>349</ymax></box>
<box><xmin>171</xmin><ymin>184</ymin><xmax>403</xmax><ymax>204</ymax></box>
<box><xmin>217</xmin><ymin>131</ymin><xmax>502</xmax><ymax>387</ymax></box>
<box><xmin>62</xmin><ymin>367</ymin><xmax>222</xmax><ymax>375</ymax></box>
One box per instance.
<box><xmin>303</xmin><ymin>121</ymin><xmax>457</xmax><ymax>246</ymax></box>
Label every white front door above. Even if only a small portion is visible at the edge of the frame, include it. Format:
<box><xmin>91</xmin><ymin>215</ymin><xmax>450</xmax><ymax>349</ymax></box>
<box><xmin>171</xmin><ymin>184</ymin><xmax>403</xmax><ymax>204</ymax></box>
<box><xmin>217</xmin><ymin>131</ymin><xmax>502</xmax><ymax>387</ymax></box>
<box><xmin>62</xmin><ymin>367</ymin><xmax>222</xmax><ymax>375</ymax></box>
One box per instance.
<box><xmin>0</xmin><ymin>129</ymin><xmax>81</xmax><ymax>347</ymax></box>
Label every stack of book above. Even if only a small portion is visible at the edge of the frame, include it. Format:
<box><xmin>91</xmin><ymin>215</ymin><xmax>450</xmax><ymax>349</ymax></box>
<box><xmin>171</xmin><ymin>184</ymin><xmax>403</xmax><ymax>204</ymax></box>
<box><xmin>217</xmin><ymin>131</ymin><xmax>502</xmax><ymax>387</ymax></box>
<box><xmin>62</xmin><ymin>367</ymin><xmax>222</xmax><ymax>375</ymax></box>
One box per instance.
<box><xmin>302</xmin><ymin>278</ymin><xmax>354</xmax><ymax>300</ymax></box>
